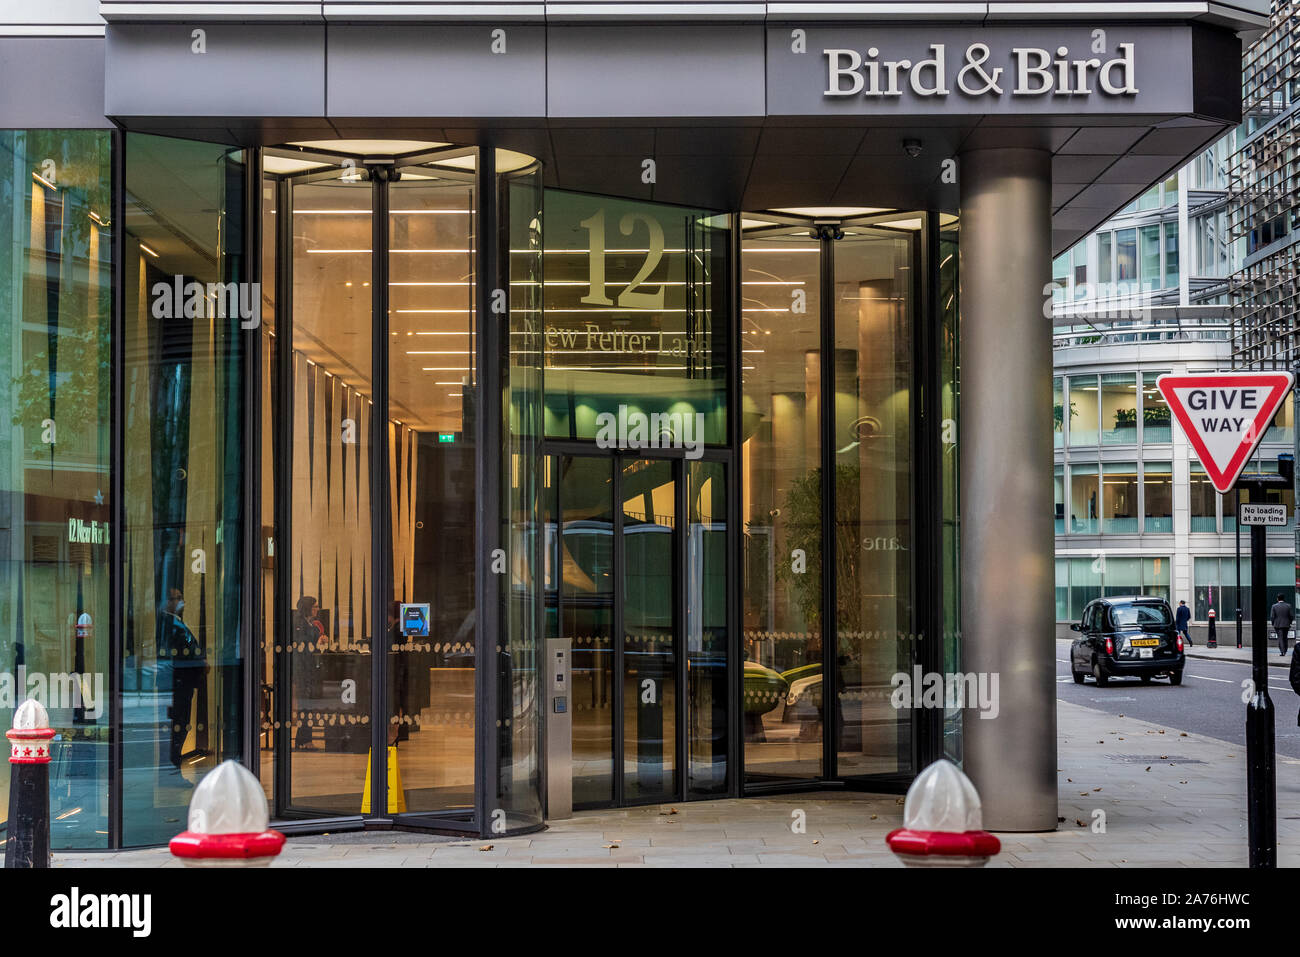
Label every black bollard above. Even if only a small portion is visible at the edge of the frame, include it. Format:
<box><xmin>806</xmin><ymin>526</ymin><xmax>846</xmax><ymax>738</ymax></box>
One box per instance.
<box><xmin>5</xmin><ymin>699</ymin><xmax>54</xmax><ymax>868</ymax></box>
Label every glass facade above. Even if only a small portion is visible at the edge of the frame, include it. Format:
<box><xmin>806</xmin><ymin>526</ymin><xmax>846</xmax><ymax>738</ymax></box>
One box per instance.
<box><xmin>122</xmin><ymin>134</ymin><xmax>248</xmax><ymax>845</ymax></box>
<box><xmin>1067</xmin><ymin>375</ymin><xmax>1099</xmax><ymax>446</ymax></box>
<box><xmin>739</xmin><ymin>221</ymin><xmax>823</xmax><ymax>783</ymax></box>
<box><xmin>1058</xmin><ymin>555</ymin><xmax>1171</xmax><ymax>620</ymax></box>
<box><xmin>0</xmin><ymin>128</ymin><xmax>960</xmax><ymax>844</ymax></box>
<box><xmin>541</xmin><ymin>192</ymin><xmax>729</xmax><ymax>447</ymax></box>
<box><xmin>738</xmin><ymin>209</ymin><xmax>936</xmax><ymax>789</ymax></box>
<box><xmin>0</xmin><ymin>130</ymin><xmax>113</xmax><ymax>848</ymax></box>
<box><xmin>1143</xmin><ymin>463</ymin><xmax>1173</xmax><ymax>533</ymax></box>
<box><xmin>1194</xmin><ymin>556</ymin><xmax>1296</xmax><ymax>621</ymax></box>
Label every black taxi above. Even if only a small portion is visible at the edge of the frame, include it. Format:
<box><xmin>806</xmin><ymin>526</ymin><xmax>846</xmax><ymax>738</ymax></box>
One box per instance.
<box><xmin>1070</xmin><ymin>596</ymin><xmax>1185</xmax><ymax>686</ymax></box>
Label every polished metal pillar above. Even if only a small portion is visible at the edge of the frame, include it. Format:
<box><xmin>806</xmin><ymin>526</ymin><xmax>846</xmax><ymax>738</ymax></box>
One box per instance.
<box><xmin>958</xmin><ymin>147</ymin><xmax>1058</xmax><ymax>831</ymax></box>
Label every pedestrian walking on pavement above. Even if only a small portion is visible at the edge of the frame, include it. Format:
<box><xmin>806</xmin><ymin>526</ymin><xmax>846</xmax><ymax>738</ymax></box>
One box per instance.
<box><xmin>1175</xmin><ymin>600</ymin><xmax>1192</xmax><ymax>647</ymax></box>
<box><xmin>1271</xmin><ymin>593</ymin><xmax>1295</xmax><ymax>656</ymax></box>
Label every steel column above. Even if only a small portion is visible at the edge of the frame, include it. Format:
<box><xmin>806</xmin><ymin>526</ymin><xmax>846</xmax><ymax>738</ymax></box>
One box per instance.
<box><xmin>957</xmin><ymin>147</ymin><xmax>1057</xmax><ymax>831</ymax></box>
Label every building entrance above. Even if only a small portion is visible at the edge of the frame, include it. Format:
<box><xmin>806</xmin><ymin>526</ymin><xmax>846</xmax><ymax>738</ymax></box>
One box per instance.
<box><xmin>256</xmin><ymin>142</ymin><xmax>527</xmax><ymax>827</ymax></box>
<box><xmin>545</xmin><ymin>450</ymin><xmax>729</xmax><ymax>809</ymax></box>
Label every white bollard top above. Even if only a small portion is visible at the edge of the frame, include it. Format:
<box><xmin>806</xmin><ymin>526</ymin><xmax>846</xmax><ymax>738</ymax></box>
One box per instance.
<box><xmin>902</xmin><ymin>758</ymin><xmax>983</xmax><ymax>832</ymax></box>
<box><xmin>188</xmin><ymin>760</ymin><xmax>270</xmax><ymax>835</ymax></box>
<box><xmin>12</xmin><ymin>698</ymin><xmax>49</xmax><ymax>732</ymax></box>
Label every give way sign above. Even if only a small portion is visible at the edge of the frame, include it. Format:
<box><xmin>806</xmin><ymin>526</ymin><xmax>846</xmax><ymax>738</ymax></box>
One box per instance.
<box><xmin>1157</xmin><ymin>371</ymin><xmax>1294</xmax><ymax>494</ymax></box>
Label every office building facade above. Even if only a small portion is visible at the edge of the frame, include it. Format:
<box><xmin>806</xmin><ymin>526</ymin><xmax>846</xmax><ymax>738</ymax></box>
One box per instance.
<box><xmin>0</xmin><ymin>0</ymin><xmax>1265</xmax><ymax>846</ymax></box>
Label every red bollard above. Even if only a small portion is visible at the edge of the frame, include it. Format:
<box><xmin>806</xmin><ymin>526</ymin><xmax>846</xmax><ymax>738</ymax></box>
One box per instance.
<box><xmin>886</xmin><ymin>759</ymin><xmax>1001</xmax><ymax>868</ymax></box>
<box><xmin>5</xmin><ymin>699</ymin><xmax>54</xmax><ymax>868</ymax></box>
<box><xmin>169</xmin><ymin>760</ymin><xmax>285</xmax><ymax>867</ymax></box>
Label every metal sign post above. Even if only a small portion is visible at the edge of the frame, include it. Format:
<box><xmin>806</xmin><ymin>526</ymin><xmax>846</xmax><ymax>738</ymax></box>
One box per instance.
<box><xmin>1159</xmin><ymin>371</ymin><xmax>1295</xmax><ymax>870</ymax></box>
<box><xmin>1236</xmin><ymin>489</ymin><xmax>1288</xmax><ymax>868</ymax></box>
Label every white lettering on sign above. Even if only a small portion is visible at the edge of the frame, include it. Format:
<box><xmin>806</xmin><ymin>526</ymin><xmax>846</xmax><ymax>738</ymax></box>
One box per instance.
<box><xmin>1239</xmin><ymin>504</ymin><xmax>1289</xmax><ymax>527</ymax></box>
<box><xmin>824</xmin><ymin>42</ymin><xmax>1136</xmax><ymax>98</ymax></box>
<box><xmin>1157</xmin><ymin>372</ymin><xmax>1294</xmax><ymax>494</ymax></box>
<box><xmin>67</xmin><ymin>518</ymin><xmax>110</xmax><ymax>545</ymax></box>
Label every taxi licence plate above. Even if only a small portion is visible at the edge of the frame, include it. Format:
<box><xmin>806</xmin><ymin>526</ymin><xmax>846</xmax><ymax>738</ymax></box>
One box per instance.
<box><xmin>1130</xmin><ymin>638</ymin><xmax>1160</xmax><ymax>647</ymax></box>
<box><xmin>1139</xmin><ymin>648</ymin><xmax>1153</xmax><ymax>658</ymax></box>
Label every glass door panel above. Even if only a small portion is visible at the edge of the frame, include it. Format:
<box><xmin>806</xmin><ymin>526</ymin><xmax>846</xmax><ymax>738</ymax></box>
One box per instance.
<box><xmin>739</xmin><ymin>222</ymin><xmax>824</xmax><ymax>784</ymax></box>
<box><xmin>621</xmin><ymin>458</ymin><xmax>678</xmax><ymax>801</ymax></box>
<box><xmin>122</xmin><ymin>135</ymin><xmax>248</xmax><ymax>845</ymax></box>
<box><xmin>687</xmin><ymin>460</ymin><xmax>727</xmax><ymax>795</ymax></box>
<box><xmin>283</xmin><ymin>165</ymin><xmax>374</xmax><ymax>814</ymax></box>
<box><xmin>384</xmin><ymin>164</ymin><xmax>477</xmax><ymax>815</ymax></box>
<box><xmin>561</xmin><ymin>455</ymin><xmax>616</xmax><ymax>806</ymax></box>
<box><xmin>832</xmin><ymin>222</ymin><xmax>915</xmax><ymax>778</ymax></box>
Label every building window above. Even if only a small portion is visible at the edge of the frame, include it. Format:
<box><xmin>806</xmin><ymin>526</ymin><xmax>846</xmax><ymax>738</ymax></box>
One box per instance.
<box><xmin>1266</xmin><ymin>395</ymin><xmax>1294</xmax><ymax>445</ymax></box>
<box><xmin>1052</xmin><ymin>253</ymin><xmax>1069</xmax><ymax>303</ymax></box>
<box><xmin>1141</xmin><ymin>372</ymin><xmax>1172</xmax><ymax>443</ymax></box>
<box><xmin>1067</xmin><ymin>374</ymin><xmax>1099</xmax><ymax>446</ymax></box>
<box><xmin>1067</xmin><ymin>557</ymin><xmax>1101</xmax><ymax>619</ymax></box>
<box><xmin>543</xmin><ymin>191</ymin><xmax>729</xmax><ymax>444</ymax></box>
<box><xmin>1140</xmin><ymin>224</ymin><xmax>1161</xmax><ymax>292</ymax></box>
<box><xmin>1164</xmin><ymin>221</ymin><xmax>1179</xmax><ymax>289</ymax></box>
<box><xmin>1099</xmin><ymin>232</ymin><xmax>1113</xmax><ymax>293</ymax></box>
<box><xmin>1102</xmin><ymin>462</ymin><xmax>1138</xmax><ymax>533</ymax></box>
<box><xmin>1143</xmin><ymin>462</ymin><xmax>1173</xmax><ymax>532</ymax></box>
<box><xmin>1054</xmin><ymin>375</ymin><xmax>1064</xmax><ymax>449</ymax></box>
<box><xmin>1070</xmin><ymin>463</ymin><xmax>1099</xmax><ymax>533</ymax></box>
<box><xmin>123</xmin><ymin>134</ymin><xmax>247</xmax><ymax>846</ymax></box>
<box><xmin>0</xmin><ymin>129</ymin><xmax>113</xmax><ymax>849</ymax></box>
<box><xmin>1055</xmin><ymin>465</ymin><xmax>1065</xmax><ymax>534</ymax></box>
<box><xmin>1116</xmin><ymin>227</ymin><xmax>1137</xmax><ymax>286</ymax></box>
<box><xmin>1145</xmin><ymin>556</ymin><xmax>1171</xmax><ymax>602</ymax></box>
<box><xmin>1192</xmin><ymin>556</ymin><xmax>1297</xmax><ymax>622</ymax></box>
<box><xmin>1190</xmin><ymin>463</ymin><xmax>1217</xmax><ymax>531</ymax></box>
<box><xmin>1059</xmin><ymin>554</ymin><xmax>1170</xmax><ymax>619</ymax></box>
<box><xmin>1101</xmin><ymin>372</ymin><xmax>1137</xmax><ymax>445</ymax></box>
<box><xmin>1056</xmin><ymin>559</ymin><xmax>1069</xmax><ymax>620</ymax></box>
<box><xmin>1163</xmin><ymin>172</ymin><xmax>1179</xmax><ymax>207</ymax></box>
<box><xmin>740</xmin><ymin>220</ymin><xmax>823</xmax><ymax>783</ymax></box>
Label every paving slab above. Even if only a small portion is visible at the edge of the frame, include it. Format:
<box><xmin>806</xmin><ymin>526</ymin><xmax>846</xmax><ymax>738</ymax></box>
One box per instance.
<box><xmin>49</xmin><ymin>698</ymin><xmax>1298</xmax><ymax>867</ymax></box>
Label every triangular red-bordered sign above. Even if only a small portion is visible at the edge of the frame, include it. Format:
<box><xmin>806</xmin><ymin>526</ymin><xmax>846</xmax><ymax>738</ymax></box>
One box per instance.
<box><xmin>1157</xmin><ymin>372</ymin><xmax>1294</xmax><ymax>494</ymax></box>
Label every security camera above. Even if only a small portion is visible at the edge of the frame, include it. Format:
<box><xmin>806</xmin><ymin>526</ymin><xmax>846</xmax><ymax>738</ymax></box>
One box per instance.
<box><xmin>902</xmin><ymin>138</ymin><xmax>924</xmax><ymax>158</ymax></box>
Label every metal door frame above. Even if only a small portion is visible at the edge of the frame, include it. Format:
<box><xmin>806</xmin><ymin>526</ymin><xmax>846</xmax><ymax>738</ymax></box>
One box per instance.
<box><xmin>259</xmin><ymin>145</ymin><xmax>484</xmax><ymax>829</ymax></box>
<box><xmin>547</xmin><ymin>443</ymin><xmax>730</xmax><ymax>809</ymax></box>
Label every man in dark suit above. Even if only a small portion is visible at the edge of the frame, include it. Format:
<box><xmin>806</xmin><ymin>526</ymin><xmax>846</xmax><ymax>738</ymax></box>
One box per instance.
<box><xmin>1271</xmin><ymin>593</ymin><xmax>1295</xmax><ymax>656</ymax></box>
<box><xmin>1175</xmin><ymin>600</ymin><xmax>1192</xmax><ymax>647</ymax></box>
